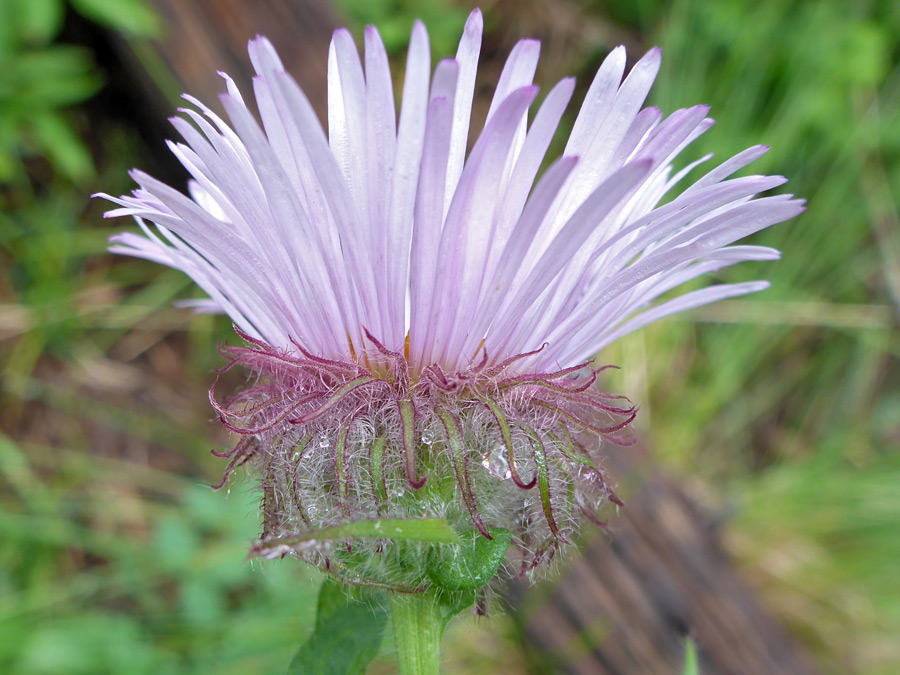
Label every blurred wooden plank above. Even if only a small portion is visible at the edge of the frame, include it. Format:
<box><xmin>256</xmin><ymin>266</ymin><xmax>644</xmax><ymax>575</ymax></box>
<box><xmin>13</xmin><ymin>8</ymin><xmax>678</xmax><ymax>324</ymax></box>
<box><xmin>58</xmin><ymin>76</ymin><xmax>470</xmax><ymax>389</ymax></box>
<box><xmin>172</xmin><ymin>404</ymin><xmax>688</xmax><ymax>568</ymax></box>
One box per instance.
<box><xmin>97</xmin><ymin>0</ymin><xmax>339</xmax><ymax>186</ymax></box>
<box><xmin>508</xmin><ymin>442</ymin><xmax>820</xmax><ymax>674</ymax></box>
<box><xmin>141</xmin><ymin>0</ymin><xmax>338</xmax><ymax>121</ymax></box>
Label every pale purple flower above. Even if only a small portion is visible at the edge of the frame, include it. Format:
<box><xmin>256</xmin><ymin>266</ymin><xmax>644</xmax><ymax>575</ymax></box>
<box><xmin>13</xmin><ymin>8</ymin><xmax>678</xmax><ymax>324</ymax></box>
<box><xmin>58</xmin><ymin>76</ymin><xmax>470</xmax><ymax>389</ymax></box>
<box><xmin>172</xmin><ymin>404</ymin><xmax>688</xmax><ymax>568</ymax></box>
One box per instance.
<box><xmin>98</xmin><ymin>10</ymin><xmax>802</xmax><ymax>579</ymax></box>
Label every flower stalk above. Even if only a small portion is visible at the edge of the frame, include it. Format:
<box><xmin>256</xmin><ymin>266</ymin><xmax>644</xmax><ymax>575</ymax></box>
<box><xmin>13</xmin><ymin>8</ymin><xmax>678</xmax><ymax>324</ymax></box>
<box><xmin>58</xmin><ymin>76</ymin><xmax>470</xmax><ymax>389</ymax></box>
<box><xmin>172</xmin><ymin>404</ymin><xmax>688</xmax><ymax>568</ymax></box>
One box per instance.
<box><xmin>390</xmin><ymin>590</ymin><xmax>446</xmax><ymax>675</ymax></box>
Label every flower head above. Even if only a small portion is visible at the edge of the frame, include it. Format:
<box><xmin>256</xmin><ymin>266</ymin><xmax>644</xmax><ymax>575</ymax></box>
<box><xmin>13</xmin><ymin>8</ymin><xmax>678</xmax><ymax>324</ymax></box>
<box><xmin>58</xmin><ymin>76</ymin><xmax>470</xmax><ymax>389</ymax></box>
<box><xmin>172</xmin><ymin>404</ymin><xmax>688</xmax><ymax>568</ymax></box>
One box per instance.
<box><xmin>99</xmin><ymin>10</ymin><xmax>803</xmax><ymax>584</ymax></box>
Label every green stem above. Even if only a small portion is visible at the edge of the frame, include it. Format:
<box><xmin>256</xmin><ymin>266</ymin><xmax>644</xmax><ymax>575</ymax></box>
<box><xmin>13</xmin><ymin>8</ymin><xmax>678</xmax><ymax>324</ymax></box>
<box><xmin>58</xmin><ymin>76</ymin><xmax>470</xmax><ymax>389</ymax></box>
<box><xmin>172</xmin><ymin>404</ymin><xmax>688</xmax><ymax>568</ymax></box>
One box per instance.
<box><xmin>390</xmin><ymin>590</ymin><xmax>445</xmax><ymax>675</ymax></box>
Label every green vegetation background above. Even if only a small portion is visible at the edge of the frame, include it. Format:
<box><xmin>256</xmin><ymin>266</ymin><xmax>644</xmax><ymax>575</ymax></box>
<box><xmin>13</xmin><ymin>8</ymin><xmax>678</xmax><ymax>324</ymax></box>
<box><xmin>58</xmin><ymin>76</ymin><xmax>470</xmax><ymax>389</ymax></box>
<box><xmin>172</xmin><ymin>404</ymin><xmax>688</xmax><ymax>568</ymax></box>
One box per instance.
<box><xmin>0</xmin><ymin>0</ymin><xmax>897</xmax><ymax>672</ymax></box>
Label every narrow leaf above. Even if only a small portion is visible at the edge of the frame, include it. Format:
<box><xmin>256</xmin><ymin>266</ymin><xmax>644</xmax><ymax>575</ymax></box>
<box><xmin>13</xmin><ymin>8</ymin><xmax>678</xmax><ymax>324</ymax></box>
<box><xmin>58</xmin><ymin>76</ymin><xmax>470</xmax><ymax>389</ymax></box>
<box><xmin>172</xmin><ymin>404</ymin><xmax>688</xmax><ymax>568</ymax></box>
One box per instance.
<box><xmin>525</xmin><ymin>427</ymin><xmax>566</xmax><ymax>542</ymax></box>
<box><xmin>436</xmin><ymin>408</ymin><xmax>492</xmax><ymax>539</ymax></box>
<box><xmin>369</xmin><ymin>436</ymin><xmax>389</xmax><ymax>514</ymax></box>
<box><xmin>398</xmin><ymin>397</ymin><xmax>427</xmax><ymax>488</ymax></box>
<box><xmin>683</xmin><ymin>637</ymin><xmax>700</xmax><ymax>675</ymax></box>
<box><xmin>548</xmin><ymin>428</ymin><xmax>598</xmax><ymax>470</ymax></box>
<box><xmin>288</xmin><ymin>578</ymin><xmax>387</xmax><ymax>675</ymax></box>
<box><xmin>293</xmin><ymin>376</ymin><xmax>376</xmax><ymax>424</ymax></box>
<box><xmin>249</xmin><ymin>518</ymin><xmax>459</xmax><ymax>558</ymax></box>
<box><xmin>288</xmin><ymin>435</ymin><xmax>313</xmax><ymax>527</ymax></box>
<box><xmin>480</xmin><ymin>396</ymin><xmax>536</xmax><ymax>488</ymax></box>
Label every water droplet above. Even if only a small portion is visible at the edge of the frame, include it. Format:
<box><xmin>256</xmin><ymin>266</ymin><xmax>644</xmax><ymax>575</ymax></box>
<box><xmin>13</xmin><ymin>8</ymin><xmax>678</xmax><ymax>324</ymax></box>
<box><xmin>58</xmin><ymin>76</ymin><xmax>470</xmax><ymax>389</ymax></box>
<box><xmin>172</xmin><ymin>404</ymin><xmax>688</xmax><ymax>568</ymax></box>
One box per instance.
<box><xmin>482</xmin><ymin>445</ymin><xmax>511</xmax><ymax>480</ymax></box>
<box><xmin>421</xmin><ymin>429</ymin><xmax>435</xmax><ymax>445</ymax></box>
<box><xmin>318</xmin><ymin>433</ymin><xmax>329</xmax><ymax>448</ymax></box>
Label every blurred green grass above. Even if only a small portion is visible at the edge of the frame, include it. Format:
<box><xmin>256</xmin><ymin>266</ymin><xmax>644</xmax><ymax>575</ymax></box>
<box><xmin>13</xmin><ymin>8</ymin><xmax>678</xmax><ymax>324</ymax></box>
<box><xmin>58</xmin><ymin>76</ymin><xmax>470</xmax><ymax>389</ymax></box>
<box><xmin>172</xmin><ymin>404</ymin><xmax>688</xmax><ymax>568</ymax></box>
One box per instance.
<box><xmin>1</xmin><ymin>0</ymin><xmax>898</xmax><ymax>673</ymax></box>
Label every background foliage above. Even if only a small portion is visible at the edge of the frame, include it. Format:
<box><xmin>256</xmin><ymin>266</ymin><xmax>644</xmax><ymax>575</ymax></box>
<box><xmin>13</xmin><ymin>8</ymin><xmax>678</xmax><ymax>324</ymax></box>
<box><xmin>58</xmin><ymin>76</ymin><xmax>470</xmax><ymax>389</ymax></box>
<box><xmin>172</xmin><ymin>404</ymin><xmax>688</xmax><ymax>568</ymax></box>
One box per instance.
<box><xmin>0</xmin><ymin>0</ymin><xmax>897</xmax><ymax>672</ymax></box>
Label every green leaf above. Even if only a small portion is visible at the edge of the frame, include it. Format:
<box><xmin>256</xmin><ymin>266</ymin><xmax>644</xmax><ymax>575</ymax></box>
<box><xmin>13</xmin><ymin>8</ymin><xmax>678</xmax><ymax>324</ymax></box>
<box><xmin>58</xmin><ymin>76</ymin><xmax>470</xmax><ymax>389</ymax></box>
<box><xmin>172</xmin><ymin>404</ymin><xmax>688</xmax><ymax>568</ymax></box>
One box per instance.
<box><xmin>29</xmin><ymin>112</ymin><xmax>94</xmax><ymax>182</ymax></box>
<box><xmin>434</xmin><ymin>588</ymin><xmax>477</xmax><ymax>626</ymax></box>
<box><xmin>69</xmin><ymin>0</ymin><xmax>162</xmax><ymax>37</ymax></box>
<box><xmin>18</xmin><ymin>0</ymin><xmax>65</xmax><ymax>44</ymax></box>
<box><xmin>315</xmin><ymin>577</ymin><xmax>356</xmax><ymax>628</ymax></box>
<box><xmin>682</xmin><ymin>637</ymin><xmax>700</xmax><ymax>675</ymax></box>
<box><xmin>11</xmin><ymin>46</ymin><xmax>101</xmax><ymax>107</ymax></box>
<box><xmin>288</xmin><ymin>578</ymin><xmax>388</xmax><ymax>675</ymax></box>
<box><xmin>250</xmin><ymin>518</ymin><xmax>460</xmax><ymax>558</ymax></box>
<box><xmin>426</xmin><ymin>527</ymin><xmax>511</xmax><ymax>591</ymax></box>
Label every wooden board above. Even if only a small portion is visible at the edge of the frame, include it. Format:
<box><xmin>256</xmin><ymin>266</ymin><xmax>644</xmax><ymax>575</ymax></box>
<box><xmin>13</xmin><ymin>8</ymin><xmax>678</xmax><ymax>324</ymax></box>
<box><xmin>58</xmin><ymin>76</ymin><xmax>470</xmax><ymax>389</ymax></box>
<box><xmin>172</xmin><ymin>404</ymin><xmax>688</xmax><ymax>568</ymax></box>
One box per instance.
<box><xmin>507</xmin><ymin>442</ymin><xmax>819</xmax><ymax>674</ymax></box>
